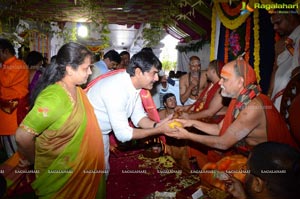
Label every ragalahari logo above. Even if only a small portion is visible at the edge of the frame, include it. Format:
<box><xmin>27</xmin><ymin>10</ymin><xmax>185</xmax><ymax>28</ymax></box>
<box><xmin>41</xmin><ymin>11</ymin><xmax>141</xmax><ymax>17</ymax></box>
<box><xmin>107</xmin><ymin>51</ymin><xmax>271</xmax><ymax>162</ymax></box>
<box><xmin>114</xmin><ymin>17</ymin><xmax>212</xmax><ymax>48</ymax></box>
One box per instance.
<box><xmin>240</xmin><ymin>2</ymin><xmax>254</xmax><ymax>15</ymax></box>
<box><xmin>240</xmin><ymin>2</ymin><xmax>299</xmax><ymax>15</ymax></box>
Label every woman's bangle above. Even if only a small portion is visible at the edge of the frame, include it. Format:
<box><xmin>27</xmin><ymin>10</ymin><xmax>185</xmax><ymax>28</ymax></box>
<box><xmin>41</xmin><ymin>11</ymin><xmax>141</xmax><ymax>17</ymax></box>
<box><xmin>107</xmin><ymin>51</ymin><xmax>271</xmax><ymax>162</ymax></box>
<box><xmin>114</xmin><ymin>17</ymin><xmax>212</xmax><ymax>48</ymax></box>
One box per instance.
<box><xmin>153</xmin><ymin>122</ymin><xmax>157</xmax><ymax>128</ymax></box>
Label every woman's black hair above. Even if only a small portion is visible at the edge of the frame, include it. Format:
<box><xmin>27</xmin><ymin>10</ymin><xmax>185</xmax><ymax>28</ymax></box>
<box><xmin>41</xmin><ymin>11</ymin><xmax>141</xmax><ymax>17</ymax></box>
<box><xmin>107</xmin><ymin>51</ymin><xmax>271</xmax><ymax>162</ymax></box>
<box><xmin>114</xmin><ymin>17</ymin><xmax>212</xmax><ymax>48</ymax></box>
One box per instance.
<box><xmin>29</xmin><ymin>42</ymin><xmax>92</xmax><ymax>108</ymax></box>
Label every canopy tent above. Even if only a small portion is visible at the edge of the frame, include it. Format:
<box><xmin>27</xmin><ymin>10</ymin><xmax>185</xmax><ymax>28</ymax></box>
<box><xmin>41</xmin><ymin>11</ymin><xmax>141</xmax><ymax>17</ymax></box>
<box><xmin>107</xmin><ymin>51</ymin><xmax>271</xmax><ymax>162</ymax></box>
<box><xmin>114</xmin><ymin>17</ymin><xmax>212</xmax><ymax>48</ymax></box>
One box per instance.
<box><xmin>0</xmin><ymin>0</ymin><xmax>212</xmax><ymax>55</ymax></box>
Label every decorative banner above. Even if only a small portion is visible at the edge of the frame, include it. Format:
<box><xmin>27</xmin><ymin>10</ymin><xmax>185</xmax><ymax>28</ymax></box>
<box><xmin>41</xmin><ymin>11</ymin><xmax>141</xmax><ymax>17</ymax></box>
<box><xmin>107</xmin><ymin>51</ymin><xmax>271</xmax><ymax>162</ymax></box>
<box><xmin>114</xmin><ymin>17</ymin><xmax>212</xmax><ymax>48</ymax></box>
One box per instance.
<box><xmin>215</xmin><ymin>1</ymin><xmax>251</xmax><ymax>30</ymax></box>
<box><xmin>211</xmin><ymin>0</ymin><xmax>261</xmax><ymax>82</ymax></box>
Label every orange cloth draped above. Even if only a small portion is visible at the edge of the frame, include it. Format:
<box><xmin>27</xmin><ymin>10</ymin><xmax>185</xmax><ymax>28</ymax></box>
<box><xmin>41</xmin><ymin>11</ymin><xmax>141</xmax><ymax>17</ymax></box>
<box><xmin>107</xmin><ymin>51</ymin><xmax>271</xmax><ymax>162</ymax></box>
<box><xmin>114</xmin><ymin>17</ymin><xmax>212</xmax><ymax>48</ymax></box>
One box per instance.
<box><xmin>220</xmin><ymin>59</ymin><xmax>258</xmax><ymax>136</ymax></box>
<box><xmin>1</xmin><ymin>88</ymin><xmax>105</xmax><ymax>199</ymax></box>
<box><xmin>200</xmin><ymin>59</ymin><xmax>298</xmax><ymax>190</ymax></box>
<box><xmin>201</xmin><ymin>155</ymin><xmax>247</xmax><ymax>191</ymax></box>
<box><xmin>140</xmin><ymin>89</ymin><xmax>160</xmax><ymax>123</ymax></box>
<box><xmin>140</xmin><ymin>89</ymin><xmax>165</xmax><ymax>143</ymax></box>
<box><xmin>235</xmin><ymin>59</ymin><xmax>257</xmax><ymax>87</ymax></box>
<box><xmin>220</xmin><ymin>94</ymin><xmax>298</xmax><ymax>148</ymax></box>
<box><xmin>191</xmin><ymin>82</ymin><xmax>221</xmax><ymax>112</ymax></box>
<box><xmin>0</xmin><ymin>56</ymin><xmax>29</xmax><ymax>135</ymax></box>
<box><xmin>84</xmin><ymin>69</ymin><xmax>126</xmax><ymax>92</ymax></box>
<box><xmin>219</xmin><ymin>59</ymin><xmax>298</xmax><ymax>149</ymax></box>
<box><xmin>202</xmin><ymin>95</ymin><xmax>298</xmax><ymax>191</ymax></box>
<box><xmin>260</xmin><ymin>94</ymin><xmax>299</xmax><ymax>149</ymax></box>
<box><xmin>187</xmin><ymin>83</ymin><xmax>223</xmax><ymax>168</ymax></box>
<box><xmin>219</xmin><ymin>98</ymin><xmax>235</xmax><ymax>136</ymax></box>
<box><xmin>52</xmin><ymin>89</ymin><xmax>105</xmax><ymax>199</ymax></box>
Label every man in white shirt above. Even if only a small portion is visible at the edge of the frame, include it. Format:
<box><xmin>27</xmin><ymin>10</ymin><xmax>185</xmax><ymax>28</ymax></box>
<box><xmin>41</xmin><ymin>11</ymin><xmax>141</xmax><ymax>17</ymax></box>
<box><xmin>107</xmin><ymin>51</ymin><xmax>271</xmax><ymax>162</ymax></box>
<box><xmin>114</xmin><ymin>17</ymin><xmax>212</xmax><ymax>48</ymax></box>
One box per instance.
<box><xmin>87</xmin><ymin>51</ymin><xmax>173</xmax><ymax>174</ymax></box>
<box><xmin>269</xmin><ymin>12</ymin><xmax>300</xmax><ymax>111</ymax></box>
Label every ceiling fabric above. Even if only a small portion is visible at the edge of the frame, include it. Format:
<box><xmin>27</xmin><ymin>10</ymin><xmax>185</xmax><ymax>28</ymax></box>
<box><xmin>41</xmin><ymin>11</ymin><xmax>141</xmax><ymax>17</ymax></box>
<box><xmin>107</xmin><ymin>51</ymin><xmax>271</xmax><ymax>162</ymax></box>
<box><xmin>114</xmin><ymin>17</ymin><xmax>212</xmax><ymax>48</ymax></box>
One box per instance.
<box><xmin>167</xmin><ymin>3</ymin><xmax>212</xmax><ymax>42</ymax></box>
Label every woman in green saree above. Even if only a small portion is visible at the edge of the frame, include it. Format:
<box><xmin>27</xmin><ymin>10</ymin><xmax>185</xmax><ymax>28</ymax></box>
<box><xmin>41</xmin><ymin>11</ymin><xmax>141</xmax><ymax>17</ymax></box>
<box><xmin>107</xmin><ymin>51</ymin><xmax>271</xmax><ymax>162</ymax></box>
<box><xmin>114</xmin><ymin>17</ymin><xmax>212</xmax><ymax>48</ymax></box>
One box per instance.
<box><xmin>15</xmin><ymin>42</ymin><xmax>105</xmax><ymax>199</ymax></box>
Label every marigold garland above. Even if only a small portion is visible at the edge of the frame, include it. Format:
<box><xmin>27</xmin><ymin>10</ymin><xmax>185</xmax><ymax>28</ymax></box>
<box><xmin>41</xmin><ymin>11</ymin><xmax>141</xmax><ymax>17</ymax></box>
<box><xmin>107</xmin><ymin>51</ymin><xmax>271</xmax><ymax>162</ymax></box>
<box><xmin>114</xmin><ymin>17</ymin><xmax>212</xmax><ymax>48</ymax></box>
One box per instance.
<box><xmin>224</xmin><ymin>29</ymin><xmax>230</xmax><ymax>63</ymax></box>
<box><xmin>220</xmin><ymin>2</ymin><xmax>243</xmax><ymax>17</ymax></box>
<box><xmin>215</xmin><ymin>1</ymin><xmax>250</xmax><ymax>30</ymax></box>
<box><xmin>253</xmin><ymin>9</ymin><xmax>260</xmax><ymax>83</ymax></box>
<box><xmin>245</xmin><ymin>17</ymin><xmax>251</xmax><ymax>62</ymax></box>
<box><xmin>210</xmin><ymin>5</ymin><xmax>217</xmax><ymax>61</ymax></box>
<box><xmin>212</xmin><ymin>0</ymin><xmax>260</xmax><ymax>79</ymax></box>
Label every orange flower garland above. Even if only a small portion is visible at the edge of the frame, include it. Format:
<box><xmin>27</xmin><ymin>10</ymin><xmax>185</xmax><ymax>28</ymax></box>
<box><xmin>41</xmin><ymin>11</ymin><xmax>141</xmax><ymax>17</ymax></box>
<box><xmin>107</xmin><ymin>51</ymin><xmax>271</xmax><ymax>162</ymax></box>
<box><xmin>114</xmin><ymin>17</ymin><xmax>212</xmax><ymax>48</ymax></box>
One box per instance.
<box><xmin>221</xmin><ymin>1</ymin><xmax>243</xmax><ymax>17</ymax></box>
<box><xmin>224</xmin><ymin>29</ymin><xmax>230</xmax><ymax>63</ymax></box>
<box><xmin>245</xmin><ymin>17</ymin><xmax>251</xmax><ymax>62</ymax></box>
<box><xmin>215</xmin><ymin>1</ymin><xmax>250</xmax><ymax>30</ymax></box>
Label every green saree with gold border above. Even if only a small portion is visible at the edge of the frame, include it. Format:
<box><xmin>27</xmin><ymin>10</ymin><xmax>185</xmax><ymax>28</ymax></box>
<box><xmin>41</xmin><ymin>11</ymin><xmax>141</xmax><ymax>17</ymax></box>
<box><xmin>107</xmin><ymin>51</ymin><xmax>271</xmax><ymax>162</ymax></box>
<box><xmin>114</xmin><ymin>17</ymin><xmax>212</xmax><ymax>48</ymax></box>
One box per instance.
<box><xmin>21</xmin><ymin>84</ymin><xmax>105</xmax><ymax>199</ymax></box>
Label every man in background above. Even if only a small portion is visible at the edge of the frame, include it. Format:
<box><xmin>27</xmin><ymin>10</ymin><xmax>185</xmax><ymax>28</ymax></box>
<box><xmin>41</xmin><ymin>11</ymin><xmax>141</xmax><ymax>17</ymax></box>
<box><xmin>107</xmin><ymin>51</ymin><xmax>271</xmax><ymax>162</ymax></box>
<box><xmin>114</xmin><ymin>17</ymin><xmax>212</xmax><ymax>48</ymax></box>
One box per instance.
<box><xmin>88</xmin><ymin>49</ymin><xmax>121</xmax><ymax>82</ymax></box>
<box><xmin>166</xmin><ymin>59</ymin><xmax>298</xmax><ymax>163</ymax></box>
<box><xmin>225</xmin><ymin>142</ymin><xmax>300</xmax><ymax>199</ymax></box>
<box><xmin>0</xmin><ymin>38</ymin><xmax>29</xmax><ymax>158</ymax></box>
<box><xmin>179</xmin><ymin>56</ymin><xmax>207</xmax><ymax>105</ymax></box>
<box><xmin>118</xmin><ymin>50</ymin><xmax>130</xmax><ymax>69</ymax></box>
<box><xmin>268</xmin><ymin>11</ymin><xmax>300</xmax><ymax>111</ymax></box>
<box><xmin>177</xmin><ymin>60</ymin><xmax>227</xmax><ymax>122</ymax></box>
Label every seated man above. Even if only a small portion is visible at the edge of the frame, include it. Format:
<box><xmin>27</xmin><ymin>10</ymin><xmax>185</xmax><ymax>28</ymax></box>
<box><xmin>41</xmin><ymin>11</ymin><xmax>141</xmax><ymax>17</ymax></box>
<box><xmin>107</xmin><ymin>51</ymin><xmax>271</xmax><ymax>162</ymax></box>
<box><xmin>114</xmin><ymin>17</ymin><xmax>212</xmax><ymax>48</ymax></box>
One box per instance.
<box><xmin>158</xmin><ymin>93</ymin><xmax>190</xmax><ymax>169</ymax></box>
<box><xmin>177</xmin><ymin>60</ymin><xmax>228</xmax><ymax>123</ymax></box>
<box><xmin>179</xmin><ymin>56</ymin><xmax>207</xmax><ymax>105</ymax></box>
<box><xmin>224</xmin><ymin>142</ymin><xmax>300</xmax><ymax>199</ymax></box>
<box><xmin>159</xmin><ymin>93</ymin><xmax>177</xmax><ymax>119</ymax></box>
<box><xmin>166</xmin><ymin>58</ymin><xmax>299</xmax><ymax>166</ymax></box>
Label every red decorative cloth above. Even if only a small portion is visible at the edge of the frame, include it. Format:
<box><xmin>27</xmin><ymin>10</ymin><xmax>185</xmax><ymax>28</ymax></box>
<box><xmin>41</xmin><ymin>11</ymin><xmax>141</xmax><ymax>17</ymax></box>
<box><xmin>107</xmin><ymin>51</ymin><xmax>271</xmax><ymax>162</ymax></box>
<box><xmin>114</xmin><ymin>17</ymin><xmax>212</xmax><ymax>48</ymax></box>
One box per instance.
<box><xmin>191</xmin><ymin>82</ymin><xmax>221</xmax><ymax>112</ymax></box>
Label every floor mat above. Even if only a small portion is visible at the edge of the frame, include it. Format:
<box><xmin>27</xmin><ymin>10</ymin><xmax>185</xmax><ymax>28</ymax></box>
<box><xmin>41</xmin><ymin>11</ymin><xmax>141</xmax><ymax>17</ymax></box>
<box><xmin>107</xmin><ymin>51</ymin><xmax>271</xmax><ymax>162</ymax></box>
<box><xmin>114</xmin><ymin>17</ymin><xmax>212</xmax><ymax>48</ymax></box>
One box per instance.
<box><xmin>106</xmin><ymin>149</ymin><xmax>200</xmax><ymax>199</ymax></box>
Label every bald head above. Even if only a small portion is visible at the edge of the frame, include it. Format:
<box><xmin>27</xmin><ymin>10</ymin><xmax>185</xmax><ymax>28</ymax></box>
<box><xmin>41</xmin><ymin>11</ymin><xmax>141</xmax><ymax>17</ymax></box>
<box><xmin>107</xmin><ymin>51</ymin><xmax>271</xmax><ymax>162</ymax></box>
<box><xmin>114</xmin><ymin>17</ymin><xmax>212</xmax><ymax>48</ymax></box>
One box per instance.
<box><xmin>223</xmin><ymin>59</ymin><xmax>257</xmax><ymax>85</ymax></box>
<box><xmin>219</xmin><ymin>59</ymin><xmax>257</xmax><ymax>98</ymax></box>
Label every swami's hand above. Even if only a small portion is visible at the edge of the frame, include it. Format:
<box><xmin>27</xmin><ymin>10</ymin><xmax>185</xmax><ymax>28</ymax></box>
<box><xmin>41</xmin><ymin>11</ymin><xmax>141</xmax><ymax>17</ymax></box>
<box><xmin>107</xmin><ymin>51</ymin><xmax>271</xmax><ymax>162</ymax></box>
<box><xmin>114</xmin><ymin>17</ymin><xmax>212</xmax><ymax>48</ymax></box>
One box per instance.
<box><xmin>223</xmin><ymin>175</ymin><xmax>247</xmax><ymax>199</ymax></box>
<box><xmin>178</xmin><ymin>111</ymin><xmax>190</xmax><ymax>119</ymax></box>
<box><xmin>174</xmin><ymin>119</ymin><xmax>193</xmax><ymax>127</ymax></box>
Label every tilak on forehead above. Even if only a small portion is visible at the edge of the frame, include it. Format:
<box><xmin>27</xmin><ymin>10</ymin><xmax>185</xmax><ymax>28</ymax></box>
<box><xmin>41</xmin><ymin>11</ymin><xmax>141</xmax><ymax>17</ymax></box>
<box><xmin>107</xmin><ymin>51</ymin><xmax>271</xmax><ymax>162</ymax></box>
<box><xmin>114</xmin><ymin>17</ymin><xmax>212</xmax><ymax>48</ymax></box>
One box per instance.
<box><xmin>221</xmin><ymin>59</ymin><xmax>257</xmax><ymax>86</ymax></box>
<box><xmin>221</xmin><ymin>69</ymin><xmax>232</xmax><ymax>78</ymax></box>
